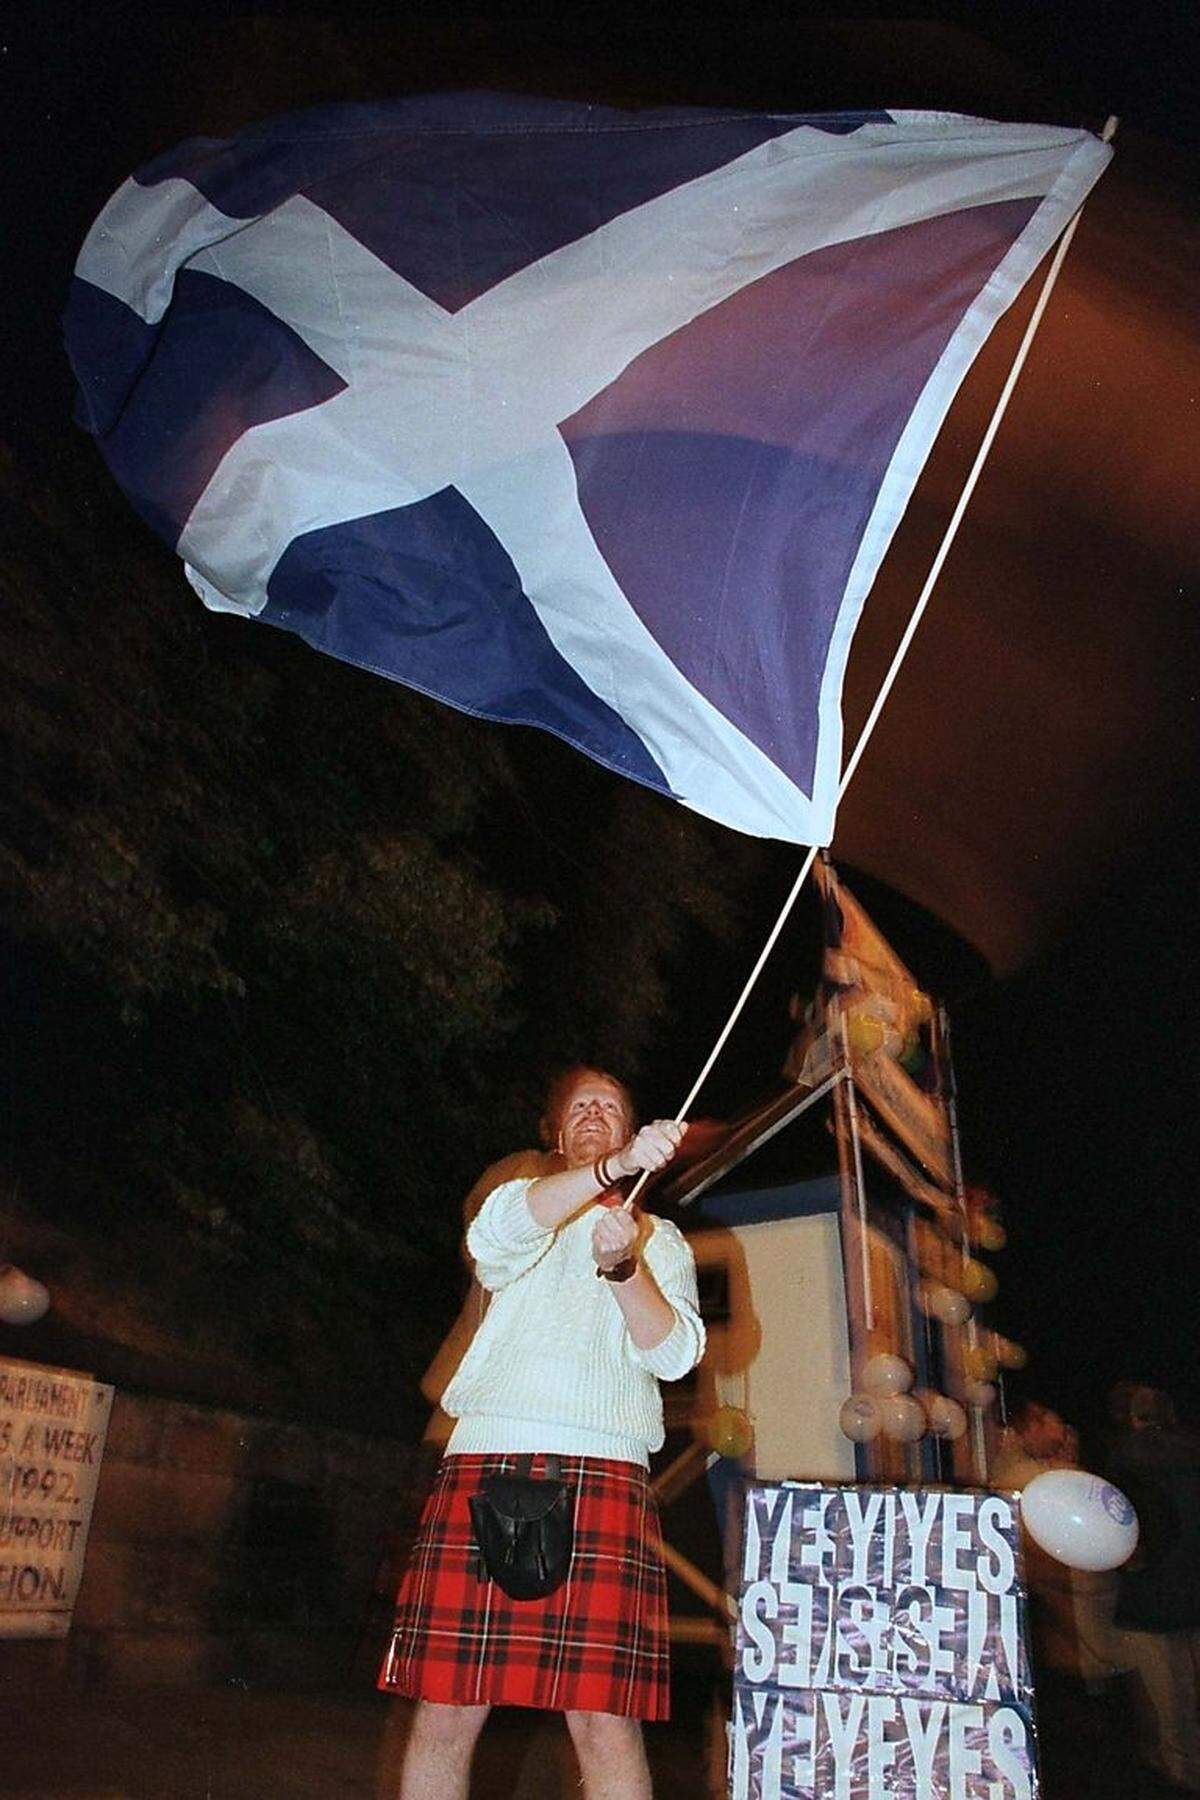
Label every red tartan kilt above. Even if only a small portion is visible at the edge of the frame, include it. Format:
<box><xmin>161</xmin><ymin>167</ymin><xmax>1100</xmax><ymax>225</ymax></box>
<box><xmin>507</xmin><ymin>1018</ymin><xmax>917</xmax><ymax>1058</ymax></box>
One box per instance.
<box><xmin>378</xmin><ymin>1452</ymin><xmax>670</xmax><ymax>1720</ymax></box>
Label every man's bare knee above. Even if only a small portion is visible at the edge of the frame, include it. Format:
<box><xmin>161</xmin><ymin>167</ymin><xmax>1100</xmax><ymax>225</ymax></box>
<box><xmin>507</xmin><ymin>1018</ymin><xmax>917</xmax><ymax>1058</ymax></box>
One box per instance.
<box><xmin>565</xmin><ymin>1711</ymin><xmax>650</xmax><ymax>1798</ymax></box>
<box><xmin>565</xmin><ymin>1709</ymin><xmax>644</xmax><ymax>1753</ymax></box>
<box><xmin>410</xmin><ymin>1699</ymin><xmax>490</xmax><ymax>1750</ymax></box>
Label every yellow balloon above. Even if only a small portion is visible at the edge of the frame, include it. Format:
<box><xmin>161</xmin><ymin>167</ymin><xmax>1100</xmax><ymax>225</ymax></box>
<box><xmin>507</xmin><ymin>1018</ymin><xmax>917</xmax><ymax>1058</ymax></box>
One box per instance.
<box><xmin>847</xmin><ymin>1013</ymin><xmax>885</xmax><ymax>1056</ymax></box>
<box><xmin>960</xmin><ymin>1261</ymin><xmax>998</xmax><ymax>1304</ymax></box>
<box><xmin>963</xmin><ymin>1344</ymin><xmax>999</xmax><ymax>1384</ymax></box>
<box><xmin>706</xmin><ymin>1406</ymin><xmax>753</xmax><ymax>1459</ymax></box>
<box><xmin>994</xmin><ymin>1337</ymin><xmax>1028</xmax><ymax>1371</ymax></box>
<box><xmin>974</xmin><ymin>1217</ymin><xmax>1007</xmax><ymax>1252</ymax></box>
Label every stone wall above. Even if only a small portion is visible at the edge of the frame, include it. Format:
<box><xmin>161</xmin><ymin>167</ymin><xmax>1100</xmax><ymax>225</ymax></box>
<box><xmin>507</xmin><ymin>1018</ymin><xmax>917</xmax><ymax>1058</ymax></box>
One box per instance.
<box><xmin>0</xmin><ymin>1390</ymin><xmax>431</xmax><ymax>1692</ymax></box>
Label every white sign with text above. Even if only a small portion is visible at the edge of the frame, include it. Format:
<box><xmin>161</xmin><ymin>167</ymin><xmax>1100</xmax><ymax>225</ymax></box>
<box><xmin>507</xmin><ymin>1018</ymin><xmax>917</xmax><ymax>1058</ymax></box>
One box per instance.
<box><xmin>731</xmin><ymin>1482</ymin><xmax>1038</xmax><ymax>1799</ymax></box>
<box><xmin>0</xmin><ymin>1358</ymin><xmax>113</xmax><ymax>1637</ymax></box>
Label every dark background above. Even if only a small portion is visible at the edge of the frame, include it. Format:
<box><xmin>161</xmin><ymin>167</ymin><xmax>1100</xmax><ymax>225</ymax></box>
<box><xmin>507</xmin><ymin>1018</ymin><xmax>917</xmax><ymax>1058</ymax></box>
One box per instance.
<box><xmin>4</xmin><ymin>0</ymin><xmax>1198</xmax><ymax>1449</ymax></box>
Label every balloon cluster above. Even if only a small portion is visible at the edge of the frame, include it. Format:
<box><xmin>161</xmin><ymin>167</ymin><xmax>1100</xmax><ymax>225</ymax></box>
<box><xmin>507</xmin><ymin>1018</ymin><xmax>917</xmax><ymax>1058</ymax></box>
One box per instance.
<box><xmin>913</xmin><ymin>1220</ymin><xmax>1000</xmax><ymax>1310</ymax></box>
<box><xmin>908</xmin><ymin>1189</ymin><xmax>1024</xmax><ymax>1425</ymax></box>
<box><xmin>839</xmin><ymin>1355</ymin><xmax>968</xmax><ymax>1445</ymax></box>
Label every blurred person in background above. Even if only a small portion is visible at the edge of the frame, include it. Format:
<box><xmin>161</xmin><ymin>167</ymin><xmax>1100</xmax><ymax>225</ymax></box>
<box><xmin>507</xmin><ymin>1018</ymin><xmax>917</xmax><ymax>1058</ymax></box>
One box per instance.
<box><xmin>994</xmin><ymin>1399</ymin><xmax>1121</xmax><ymax>1691</ymax></box>
<box><xmin>1106</xmin><ymin>1383</ymin><xmax>1200</xmax><ymax>1794</ymax></box>
<box><xmin>992</xmin><ymin>1399</ymin><xmax>1078</xmax><ymax>1490</ymax></box>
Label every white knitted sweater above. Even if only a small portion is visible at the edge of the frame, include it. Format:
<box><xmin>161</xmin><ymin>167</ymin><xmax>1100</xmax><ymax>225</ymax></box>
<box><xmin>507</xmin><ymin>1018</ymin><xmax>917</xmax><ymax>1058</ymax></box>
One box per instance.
<box><xmin>442</xmin><ymin>1178</ymin><xmax>705</xmax><ymax>1467</ymax></box>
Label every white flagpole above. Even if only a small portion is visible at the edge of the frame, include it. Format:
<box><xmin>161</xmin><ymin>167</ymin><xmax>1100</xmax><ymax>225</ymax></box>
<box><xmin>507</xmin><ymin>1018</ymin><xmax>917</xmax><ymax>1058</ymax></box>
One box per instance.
<box><xmin>625</xmin><ymin>115</ymin><xmax>1117</xmax><ymax>1207</ymax></box>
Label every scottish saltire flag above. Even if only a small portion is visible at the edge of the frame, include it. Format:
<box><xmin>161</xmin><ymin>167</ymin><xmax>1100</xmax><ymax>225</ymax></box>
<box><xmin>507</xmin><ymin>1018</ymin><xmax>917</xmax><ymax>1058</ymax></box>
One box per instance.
<box><xmin>66</xmin><ymin>94</ymin><xmax>1110</xmax><ymax>843</ymax></box>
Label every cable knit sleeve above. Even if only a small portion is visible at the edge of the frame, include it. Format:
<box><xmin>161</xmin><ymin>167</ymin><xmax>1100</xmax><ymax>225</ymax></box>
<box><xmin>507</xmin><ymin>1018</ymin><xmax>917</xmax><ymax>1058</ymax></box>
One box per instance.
<box><xmin>465</xmin><ymin>1177</ymin><xmax>554</xmax><ymax>1292</ymax></box>
<box><xmin>628</xmin><ymin>1216</ymin><xmax>706</xmax><ymax>1381</ymax></box>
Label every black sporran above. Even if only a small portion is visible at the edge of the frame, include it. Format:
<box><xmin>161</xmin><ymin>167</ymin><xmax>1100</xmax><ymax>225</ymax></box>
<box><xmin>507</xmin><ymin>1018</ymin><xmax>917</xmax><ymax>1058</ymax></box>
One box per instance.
<box><xmin>468</xmin><ymin>1454</ymin><xmax>573</xmax><ymax>1601</ymax></box>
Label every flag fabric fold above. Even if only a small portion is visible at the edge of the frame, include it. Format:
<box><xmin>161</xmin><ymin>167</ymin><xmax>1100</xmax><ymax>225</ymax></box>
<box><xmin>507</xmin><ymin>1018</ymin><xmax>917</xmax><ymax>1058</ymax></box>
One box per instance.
<box><xmin>66</xmin><ymin>94</ymin><xmax>1111</xmax><ymax>843</ymax></box>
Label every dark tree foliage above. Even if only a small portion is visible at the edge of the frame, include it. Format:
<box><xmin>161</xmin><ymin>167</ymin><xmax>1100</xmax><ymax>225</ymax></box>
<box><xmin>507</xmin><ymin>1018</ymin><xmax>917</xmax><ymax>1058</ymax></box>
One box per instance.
<box><xmin>0</xmin><ymin>438</ymin><xmax>759</xmax><ymax>1429</ymax></box>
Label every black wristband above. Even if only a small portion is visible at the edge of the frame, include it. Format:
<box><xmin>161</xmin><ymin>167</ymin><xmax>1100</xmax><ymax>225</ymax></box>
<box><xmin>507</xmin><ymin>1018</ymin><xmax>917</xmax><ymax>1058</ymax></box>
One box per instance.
<box><xmin>593</xmin><ymin>1152</ymin><xmax>625</xmax><ymax>1189</ymax></box>
<box><xmin>597</xmin><ymin>1256</ymin><xmax>638</xmax><ymax>1284</ymax></box>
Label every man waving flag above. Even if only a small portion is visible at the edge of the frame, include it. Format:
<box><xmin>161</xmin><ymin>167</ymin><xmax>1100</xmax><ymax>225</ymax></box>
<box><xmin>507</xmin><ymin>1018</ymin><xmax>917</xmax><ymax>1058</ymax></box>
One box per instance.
<box><xmin>66</xmin><ymin>94</ymin><xmax>1110</xmax><ymax>845</ymax></box>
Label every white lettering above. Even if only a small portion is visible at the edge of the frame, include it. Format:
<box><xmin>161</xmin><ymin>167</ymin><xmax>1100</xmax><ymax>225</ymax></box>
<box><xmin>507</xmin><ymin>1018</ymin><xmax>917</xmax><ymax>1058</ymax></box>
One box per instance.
<box><xmin>949</xmin><ymin>1703</ymin><xmax>984</xmax><ymax>1796</ymax></box>
<box><xmin>776</xmin><ymin>1580</ymin><xmax>814</xmax><ymax>1688</ymax></box>
<box><xmin>730</xmin><ymin>1688</ymin><xmax>752</xmax><ymax>1800</ymax></box>
<box><xmin>789</xmin><ymin>1694</ymin><xmax>817</xmax><ymax>1794</ymax></box>
<box><xmin>967</xmin><ymin>1586</ymin><xmax>992</xmax><ymax>1699</ymax></box>
<box><xmin>798</xmin><ymin>1491</ymin><xmax>837</xmax><ymax>1580</ymax></box>
<box><xmin>899</xmin><ymin>1490</ymin><xmax>941</xmax><ymax>1587</ymax></box>
<box><xmin>837</xmin><ymin>1583</ymin><xmax>890</xmax><ymax>1685</ymax></box>
<box><xmin>997</xmin><ymin>1593</ymin><xmax>1023</xmax><ymax>1700</ymax></box>
<box><xmin>929</xmin><ymin>1594</ymin><xmax>958</xmax><ymax>1683</ymax></box>
<box><xmin>730</xmin><ymin>1687</ymin><xmax>786</xmax><ymax>1800</ymax></box>
<box><xmin>880</xmin><ymin>1490</ymin><xmax>897</xmax><ymax>1586</ymax></box>
<box><xmin>809</xmin><ymin>1582</ymin><xmax>836</xmax><ymax>1688</ymax></box>
<box><xmin>988</xmin><ymin>1705</ymin><xmax>1032</xmax><ymax>1800</ymax></box>
<box><xmin>769</xmin><ymin>1492</ymin><xmax>796</xmax><ymax>1586</ymax></box>
<box><xmin>941</xmin><ymin>1494</ymin><xmax>977</xmax><ymax>1591</ymax></box>
<box><xmin>867</xmin><ymin>1695</ymin><xmax>898</xmax><ymax>1791</ymax></box>
<box><xmin>901</xmin><ymin>1697</ymin><xmax>946</xmax><ymax>1800</ymax></box>
<box><xmin>751</xmin><ymin>1687</ymin><xmax>785</xmax><ymax>1800</ymax></box>
<box><xmin>742</xmin><ymin>1491</ymin><xmax>764</xmax><ymax>1583</ymax></box>
<box><xmin>821</xmin><ymin>1692</ymin><xmax>866</xmax><ymax>1800</ymax></box>
<box><xmin>893</xmin><ymin>1584</ymin><xmax>935</xmax><ymax>1684</ymax></box>
<box><xmin>976</xmin><ymin>1497</ymin><xmax>1016</xmax><ymax>1595</ymax></box>
<box><xmin>844</xmin><ymin>1488</ymin><xmax>884</xmax><ymax>1583</ymax></box>
<box><xmin>739</xmin><ymin>1580</ymin><xmax>778</xmax><ymax>1682</ymax></box>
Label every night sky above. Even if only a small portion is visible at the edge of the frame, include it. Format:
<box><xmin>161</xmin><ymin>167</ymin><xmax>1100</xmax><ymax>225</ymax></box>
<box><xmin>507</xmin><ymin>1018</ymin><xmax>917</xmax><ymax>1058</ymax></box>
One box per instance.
<box><xmin>6</xmin><ymin>2</ymin><xmax>1199</xmax><ymax>1447</ymax></box>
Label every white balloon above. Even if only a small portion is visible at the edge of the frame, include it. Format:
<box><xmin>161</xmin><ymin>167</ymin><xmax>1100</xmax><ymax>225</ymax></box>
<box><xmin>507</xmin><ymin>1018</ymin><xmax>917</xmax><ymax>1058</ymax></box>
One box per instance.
<box><xmin>0</xmin><ymin>1266</ymin><xmax>50</xmax><ymax>1326</ymax></box>
<box><xmin>863</xmin><ymin>1352</ymin><xmax>913</xmax><ymax>1396</ymax></box>
<box><xmin>839</xmin><ymin>1394</ymin><xmax>882</xmax><ymax>1442</ymax></box>
<box><xmin>937</xmin><ymin>1289</ymin><xmax>972</xmax><ymax>1327</ymax></box>
<box><xmin>918</xmin><ymin>1281</ymin><xmax>971</xmax><ymax>1327</ymax></box>
<box><xmin>1022</xmin><ymin>1470</ymin><xmax>1139</xmax><ymax>1573</ymax></box>
<box><xmin>925</xmin><ymin>1394</ymin><xmax>968</xmax><ymax>1441</ymax></box>
<box><xmin>963</xmin><ymin>1380</ymin><xmax>997</xmax><ymax>1409</ymax></box>
<box><xmin>879</xmin><ymin>1394</ymin><xmax>926</xmax><ymax>1442</ymax></box>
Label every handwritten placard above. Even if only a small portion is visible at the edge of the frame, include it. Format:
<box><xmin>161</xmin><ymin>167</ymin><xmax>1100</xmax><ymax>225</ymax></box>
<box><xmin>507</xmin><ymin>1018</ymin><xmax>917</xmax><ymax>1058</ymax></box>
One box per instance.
<box><xmin>731</xmin><ymin>1482</ymin><xmax>1038</xmax><ymax>1799</ymax></box>
<box><xmin>0</xmin><ymin>1358</ymin><xmax>114</xmax><ymax>1638</ymax></box>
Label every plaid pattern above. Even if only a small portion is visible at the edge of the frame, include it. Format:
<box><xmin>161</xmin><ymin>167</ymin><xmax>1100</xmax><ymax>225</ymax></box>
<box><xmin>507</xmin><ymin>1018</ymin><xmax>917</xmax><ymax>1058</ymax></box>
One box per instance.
<box><xmin>378</xmin><ymin>1452</ymin><xmax>670</xmax><ymax>1719</ymax></box>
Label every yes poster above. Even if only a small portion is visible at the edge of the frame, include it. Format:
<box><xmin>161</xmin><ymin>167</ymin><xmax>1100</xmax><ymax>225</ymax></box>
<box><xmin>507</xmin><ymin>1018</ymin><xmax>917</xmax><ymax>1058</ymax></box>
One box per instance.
<box><xmin>731</xmin><ymin>1482</ymin><xmax>1038</xmax><ymax>1799</ymax></box>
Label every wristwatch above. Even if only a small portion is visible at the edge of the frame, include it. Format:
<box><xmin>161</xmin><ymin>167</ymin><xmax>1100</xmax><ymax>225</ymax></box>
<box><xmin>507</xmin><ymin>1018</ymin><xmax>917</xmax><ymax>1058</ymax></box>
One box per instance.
<box><xmin>597</xmin><ymin>1257</ymin><xmax>638</xmax><ymax>1284</ymax></box>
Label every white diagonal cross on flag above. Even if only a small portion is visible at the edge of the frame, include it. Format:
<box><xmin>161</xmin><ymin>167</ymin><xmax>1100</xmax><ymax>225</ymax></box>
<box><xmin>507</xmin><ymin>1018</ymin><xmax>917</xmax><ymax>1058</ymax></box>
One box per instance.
<box><xmin>77</xmin><ymin>115</ymin><xmax>1104</xmax><ymax>839</ymax></box>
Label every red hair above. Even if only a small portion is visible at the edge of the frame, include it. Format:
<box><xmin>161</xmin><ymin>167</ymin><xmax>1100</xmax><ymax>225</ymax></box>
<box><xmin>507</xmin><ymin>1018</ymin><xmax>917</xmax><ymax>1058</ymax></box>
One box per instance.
<box><xmin>538</xmin><ymin>1065</ymin><xmax>637</xmax><ymax>1149</ymax></box>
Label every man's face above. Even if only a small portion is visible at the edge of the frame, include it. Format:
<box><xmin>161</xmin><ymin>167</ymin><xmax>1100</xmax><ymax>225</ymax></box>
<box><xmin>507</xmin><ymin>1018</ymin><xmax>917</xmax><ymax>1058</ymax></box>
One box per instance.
<box><xmin>557</xmin><ymin>1075</ymin><xmax>633</xmax><ymax>1169</ymax></box>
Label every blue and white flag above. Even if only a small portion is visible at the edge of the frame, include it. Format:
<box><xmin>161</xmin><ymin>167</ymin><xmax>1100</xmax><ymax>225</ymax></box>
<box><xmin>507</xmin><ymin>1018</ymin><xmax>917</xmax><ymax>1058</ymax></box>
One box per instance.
<box><xmin>66</xmin><ymin>94</ymin><xmax>1110</xmax><ymax>843</ymax></box>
